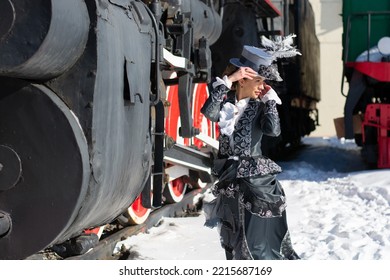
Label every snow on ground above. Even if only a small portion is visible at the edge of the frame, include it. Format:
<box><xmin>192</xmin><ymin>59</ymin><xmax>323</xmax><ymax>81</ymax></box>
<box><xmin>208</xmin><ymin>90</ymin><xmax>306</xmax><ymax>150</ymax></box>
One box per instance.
<box><xmin>115</xmin><ymin>137</ymin><xmax>390</xmax><ymax>260</ymax></box>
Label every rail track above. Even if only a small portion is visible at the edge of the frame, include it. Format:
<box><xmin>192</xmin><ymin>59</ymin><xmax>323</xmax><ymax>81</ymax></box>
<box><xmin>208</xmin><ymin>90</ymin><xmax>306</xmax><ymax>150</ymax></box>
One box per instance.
<box><xmin>27</xmin><ymin>186</ymin><xmax>210</xmax><ymax>260</ymax></box>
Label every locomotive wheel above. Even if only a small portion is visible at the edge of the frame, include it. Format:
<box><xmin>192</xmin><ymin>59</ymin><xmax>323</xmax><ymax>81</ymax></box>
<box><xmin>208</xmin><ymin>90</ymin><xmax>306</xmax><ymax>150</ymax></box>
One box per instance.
<box><xmin>119</xmin><ymin>194</ymin><xmax>151</xmax><ymax>225</ymax></box>
<box><xmin>196</xmin><ymin>178</ymin><xmax>208</xmax><ymax>189</ymax></box>
<box><xmin>163</xmin><ymin>178</ymin><xmax>188</xmax><ymax>204</ymax></box>
<box><xmin>83</xmin><ymin>226</ymin><xmax>105</xmax><ymax>239</ymax></box>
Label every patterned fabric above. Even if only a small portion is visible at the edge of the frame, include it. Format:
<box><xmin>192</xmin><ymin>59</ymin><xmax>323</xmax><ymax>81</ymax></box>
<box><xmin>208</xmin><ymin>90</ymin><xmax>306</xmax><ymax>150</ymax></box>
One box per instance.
<box><xmin>280</xmin><ymin>231</ymin><xmax>301</xmax><ymax>260</ymax></box>
<box><xmin>239</xmin><ymin>189</ymin><xmax>286</xmax><ymax>218</ymax></box>
<box><xmin>232</xmin><ymin>99</ymin><xmax>259</xmax><ymax>156</ymax></box>
<box><xmin>258</xmin><ymin>64</ymin><xmax>283</xmax><ymax>81</ymax></box>
<box><xmin>205</xmin><ymin>175</ymin><xmax>299</xmax><ymax>260</ymax></box>
<box><xmin>238</xmin><ymin>194</ymin><xmax>253</xmax><ymax>260</ymax></box>
<box><xmin>218</xmin><ymin>134</ymin><xmax>233</xmax><ymax>157</ymax></box>
<box><xmin>217</xmin><ymin>98</ymin><xmax>282</xmax><ymax>178</ymax></box>
<box><xmin>264</xmin><ymin>99</ymin><xmax>279</xmax><ymax>115</ymax></box>
<box><xmin>237</xmin><ymin>157</ymin><xmax>282</xmax><ymax>178</ymax></box>
<box><xmin>211</xmin><ymin>84</ymin><xmax>228</xmax><ymax>102</ymax></box>
<box><xmin>212</xmin><ymin>182</ymin><xmax>240</xmax><ymax>198</ymax></box>
<box><xmin>211</xmin><ymin>164</ymin><xmax>286</xmax><ymax>219</ymax></box>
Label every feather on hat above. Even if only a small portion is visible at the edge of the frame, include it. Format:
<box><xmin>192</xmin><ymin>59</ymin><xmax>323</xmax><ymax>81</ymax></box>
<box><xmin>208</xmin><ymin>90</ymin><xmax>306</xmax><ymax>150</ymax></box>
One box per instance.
<box><xmin>261</xmin><ymin>34</ymin><xmax>302</xmax><ymax>59</ymax></box>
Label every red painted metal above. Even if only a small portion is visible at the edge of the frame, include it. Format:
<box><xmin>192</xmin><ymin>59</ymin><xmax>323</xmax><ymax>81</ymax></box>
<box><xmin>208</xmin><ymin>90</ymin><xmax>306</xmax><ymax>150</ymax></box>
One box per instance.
<box><xmin>193</xmin><ymin>83</ymin><xmax>213</xmax><ymax>149</ymax></box>
<box><xmin>362</xmin><ymin>104</ymin><xmax>390</xmax><ymax>168</ymax></box>
<box><xmin>346</xmin><ymin>62</ymin><xmax>390</xmax><ymax>82</ymax></box>
<box><xmin>165</xmin><ymin>83</ymin><xmax>190</xmax><ymax>146</ymax></box>
<box><xmin>263</xmin><ymin>0</ymin><xmax>282</xmax><ymax>17</ymax></box>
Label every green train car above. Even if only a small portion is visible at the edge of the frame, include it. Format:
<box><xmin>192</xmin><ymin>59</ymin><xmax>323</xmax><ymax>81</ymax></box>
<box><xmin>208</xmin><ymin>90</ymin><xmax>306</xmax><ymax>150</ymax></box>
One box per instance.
<box><xmin>341</xmin><ymin>0</ymin><xmax>390</xmax><ymax>168</ymax></box>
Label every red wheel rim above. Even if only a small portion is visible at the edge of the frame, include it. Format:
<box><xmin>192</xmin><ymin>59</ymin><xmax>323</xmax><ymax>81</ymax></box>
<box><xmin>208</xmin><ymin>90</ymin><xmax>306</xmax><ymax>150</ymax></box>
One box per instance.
<box><xmin>83</xmin><ymin>226</ymin><xmax>105</xmax><ymax>239</ymax></box>
<box><xmin>166</xmin><ymin>81</ymin><xmax>189</xmax><ymax>146</ymax></box>
<box><xmin>171</xmin><ymin>178</ymin><xmax>185</xmax><ymax>197</ymax></box>
<box><xmin>130</xmin><ymin>195</ymin><xmax>148</xmax><ymax>217</ymax></box>
<box><xmin>192</xmin><ymin>83</ymin><xmax>216</xmax><ymax>148</ymax></box>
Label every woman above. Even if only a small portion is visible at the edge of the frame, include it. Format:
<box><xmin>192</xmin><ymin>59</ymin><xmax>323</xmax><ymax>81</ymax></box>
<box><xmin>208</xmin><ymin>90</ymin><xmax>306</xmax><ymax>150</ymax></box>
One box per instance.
<box><xmin>201</xmin><ymin>45</ymin><xmax>300</xmax><ymax>260</ymax></box>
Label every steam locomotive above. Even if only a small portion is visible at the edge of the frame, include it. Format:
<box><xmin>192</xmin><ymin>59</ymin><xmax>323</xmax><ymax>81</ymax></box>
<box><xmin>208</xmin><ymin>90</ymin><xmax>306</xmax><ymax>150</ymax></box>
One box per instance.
<box><xmin>341</xmin><ymin>0</ymin><xmax>390</xmax><ymax>168</ymax></box>
<box><xmin>0</xmin><ymin>0</ymin><xmax>319</xmax><ymax>259</ymax></box>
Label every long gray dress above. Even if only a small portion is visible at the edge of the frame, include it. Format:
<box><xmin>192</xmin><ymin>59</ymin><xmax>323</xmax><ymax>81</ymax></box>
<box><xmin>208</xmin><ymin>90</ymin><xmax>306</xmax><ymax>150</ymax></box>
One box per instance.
<box><xmin>201</xmin><ymin>82</ymin><xmax>299</xmax><ymax>260</ymax></box>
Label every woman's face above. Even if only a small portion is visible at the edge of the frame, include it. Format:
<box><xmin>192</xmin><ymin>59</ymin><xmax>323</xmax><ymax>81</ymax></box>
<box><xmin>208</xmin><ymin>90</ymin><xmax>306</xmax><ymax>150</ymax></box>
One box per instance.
<box><xmin>240</xmin><ymin>76</ymin><xmax>266</xmax><ymax>99</ymax></box>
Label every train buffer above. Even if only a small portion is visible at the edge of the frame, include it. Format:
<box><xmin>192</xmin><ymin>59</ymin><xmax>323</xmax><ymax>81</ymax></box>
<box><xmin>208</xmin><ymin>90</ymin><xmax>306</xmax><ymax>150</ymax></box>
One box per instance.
<box><xmin>362</xmin><ymin>104</ymin><xmax>390</xmax><ymax>168</ymax></box>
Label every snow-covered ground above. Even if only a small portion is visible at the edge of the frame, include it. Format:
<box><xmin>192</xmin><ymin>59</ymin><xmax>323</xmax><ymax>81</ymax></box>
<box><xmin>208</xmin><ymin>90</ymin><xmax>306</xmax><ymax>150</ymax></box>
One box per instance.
<box><xmin>116</xmin><ymin>137</ymin><xmax>390</xmax><ymax>261</ymax></box>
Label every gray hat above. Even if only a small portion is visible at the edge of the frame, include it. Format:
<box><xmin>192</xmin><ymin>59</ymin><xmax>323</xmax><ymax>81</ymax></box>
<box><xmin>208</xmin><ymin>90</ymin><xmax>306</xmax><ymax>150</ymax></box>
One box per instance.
<box><xmin>229</xmin><ymin>45</ymin><xmax>283</xmax><ymax>81</ymax></box>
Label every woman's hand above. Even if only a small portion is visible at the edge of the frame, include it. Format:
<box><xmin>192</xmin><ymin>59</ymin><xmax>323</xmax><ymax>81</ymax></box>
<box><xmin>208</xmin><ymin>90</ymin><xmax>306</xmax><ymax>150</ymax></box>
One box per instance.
<box><xmin>260</xmin><ymin>83</ymin><xmax>282</xmax><ymax>105</ymax></box>
<box><xmin>259</xmin><ymin>82</ymin><xmax>271</xmax><ymax>99</ymax></box>
<box><xmin>227</xmin><ymin>67</ymin><xmax>258</xmax><ymax>83</ymax></box>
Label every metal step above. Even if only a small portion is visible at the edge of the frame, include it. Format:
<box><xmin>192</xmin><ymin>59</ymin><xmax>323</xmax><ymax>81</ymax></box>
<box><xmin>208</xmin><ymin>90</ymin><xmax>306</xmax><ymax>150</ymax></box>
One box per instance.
<box><xmin>163</xmin><ymin>143</ymin><xmax>212</xmax><ymax>174</ymax></box>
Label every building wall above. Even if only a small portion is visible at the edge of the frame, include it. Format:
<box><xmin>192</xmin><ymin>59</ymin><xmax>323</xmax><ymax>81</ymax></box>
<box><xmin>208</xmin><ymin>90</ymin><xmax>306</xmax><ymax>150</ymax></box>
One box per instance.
<box><xmin>308</xmin><ymin>0</ymin><xmax>346</xmax><ymax>137</ymax></box>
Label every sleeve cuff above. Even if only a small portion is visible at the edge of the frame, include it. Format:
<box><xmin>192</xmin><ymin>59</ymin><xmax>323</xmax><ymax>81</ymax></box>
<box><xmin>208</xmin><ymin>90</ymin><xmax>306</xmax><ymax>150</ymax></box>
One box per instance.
<box><xmin>261</xmin><ymin>88</ymin><xmax>282</xmax><ymax>105</ymax></box>
<box><xmin>212</xmin><ymin>75</ymin><xmax>232</xmax><ymax>89</ymax></box>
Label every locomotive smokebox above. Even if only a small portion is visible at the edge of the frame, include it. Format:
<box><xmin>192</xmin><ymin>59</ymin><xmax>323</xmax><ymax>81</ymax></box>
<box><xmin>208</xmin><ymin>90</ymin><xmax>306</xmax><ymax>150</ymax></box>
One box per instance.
<box><xmin>0</xmin><ymin>0</ymin><xmax>89</xmax><ymax>80</ymax></box>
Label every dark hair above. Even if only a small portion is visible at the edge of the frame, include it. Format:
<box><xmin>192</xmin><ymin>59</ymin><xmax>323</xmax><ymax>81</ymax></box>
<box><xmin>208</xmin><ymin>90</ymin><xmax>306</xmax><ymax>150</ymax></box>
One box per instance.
<box><xmin>222</xmin><ymin>64</ymin><xmax>239</xmax><ymax>90</ymax></box>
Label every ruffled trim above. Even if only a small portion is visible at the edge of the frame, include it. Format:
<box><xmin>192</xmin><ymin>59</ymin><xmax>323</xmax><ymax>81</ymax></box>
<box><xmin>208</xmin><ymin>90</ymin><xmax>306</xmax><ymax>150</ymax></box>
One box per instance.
<box><xmin>261</xmin><ymin>89</ymin><xmax>282</xmax><ymax>105</ymax></box>
<box><xmin>218</xmin><ymin>103</ymin><xmax>236</xmax><ymax>136</ymax></box>
<box><xmin>219</xmin><ymin>98</ymin><xmax>250</xmax><ymax>137</ymax></box>
<box><xmin>212</xmin><ymin>75</ymin><xmax>232</xmax><ymax>89</ymax></box>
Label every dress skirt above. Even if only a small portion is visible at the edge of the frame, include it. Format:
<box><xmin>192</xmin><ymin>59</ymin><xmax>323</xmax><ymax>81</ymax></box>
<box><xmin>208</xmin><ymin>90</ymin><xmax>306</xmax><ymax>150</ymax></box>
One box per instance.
<box><xmin>204</xmin><ymin>160</ymin><xmax>300</xmax><ymax>260</ymax></box>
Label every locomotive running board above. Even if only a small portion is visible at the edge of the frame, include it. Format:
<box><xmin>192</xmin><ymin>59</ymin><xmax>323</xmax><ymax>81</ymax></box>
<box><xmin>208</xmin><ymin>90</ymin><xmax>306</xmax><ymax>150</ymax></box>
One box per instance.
<box><xmin>195</xmin><ymin>132</ymin><xmax>219</xmax><ymax>150</ymax></box>
<box><xmin>163</xmin><ymin>143</ymin><xmax>212</xmax><ymax>174</ymax></box>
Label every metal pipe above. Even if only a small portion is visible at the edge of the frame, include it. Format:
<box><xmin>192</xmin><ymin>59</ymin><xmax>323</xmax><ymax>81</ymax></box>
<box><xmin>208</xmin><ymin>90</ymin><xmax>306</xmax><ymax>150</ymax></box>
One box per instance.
<box><xmin>142</xmin><ymin>1</ymin><xmax>162</xmax><ymax>105</ymax></box>
<box><xmin>367</xmin><ymin>13</ymin><xmax>371</xmax><ymax>62</ymax></box>
<box><xmin>169</xmin><ymin>0</ymin><xmax>222</xmax><ymax>45</ymax></box>
<box><xmin>341</xmin><ymin>15</ymin><xmax>352</xmax><ymax>97</ymax></box>
<box><xmin>0</xmin><ymin>0</ymin><xmax>90</xmax><ymax>80</ymax></box>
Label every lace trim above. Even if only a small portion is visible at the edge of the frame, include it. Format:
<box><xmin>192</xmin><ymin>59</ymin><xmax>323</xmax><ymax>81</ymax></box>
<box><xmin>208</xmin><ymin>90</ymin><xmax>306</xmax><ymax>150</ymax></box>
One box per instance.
<box><xmin>280</xmin><ymin>230</ymin><xmax>301</xmax><ymax>259</ymax></box>
<box><xmin>237</xmin><ymin>157</ymin><xmax>282</xmax><ymax>178</ymax></box>
<box><xmin>264</xmin><ymin>99</ymin><xmax>279</xmax><ymax>115</ymax></box>
<box><xmin>212</xmin><ymin>182</ymin><xmax>286</xmax><ymax>218</ymax></box>
<box><xmin>239</xmin><ymin>191</ymin><xmax>287</xmax><ymax>218</ymax></box>
<box><xmin>238</xmin><ymin>194</ymin><xmax>254</xmax><ymax>260</ymax></box>
<box><xmin>211</xmin><ymin>183</ymin><xmax>239</xmax><ymax>198</ymax></box>
<box><xmin>258</xmin><ymin>64</ymin><xmax>283</xmax><ymax>82</ymax></box>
